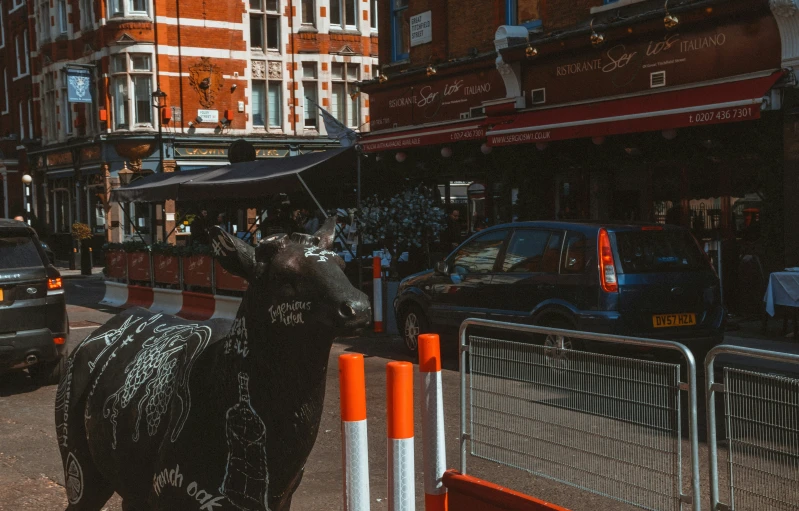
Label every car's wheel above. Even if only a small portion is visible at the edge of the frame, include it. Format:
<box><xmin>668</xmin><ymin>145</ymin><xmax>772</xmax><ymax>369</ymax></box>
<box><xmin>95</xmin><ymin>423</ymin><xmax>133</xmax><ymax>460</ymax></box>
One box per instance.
<box><xmin>400</xmin><ymin>304</ymin><xmax>429</xmax><ymax>354</ymax></box>
<box><xmin>29</xmin><ymin>354</ymin><xmax>67</xmax><ymax>386</ymax></box>
<box><xmin>539</xmin><ymin>318</ymin><xmax>583</xmax><ymax>368</ymax></box>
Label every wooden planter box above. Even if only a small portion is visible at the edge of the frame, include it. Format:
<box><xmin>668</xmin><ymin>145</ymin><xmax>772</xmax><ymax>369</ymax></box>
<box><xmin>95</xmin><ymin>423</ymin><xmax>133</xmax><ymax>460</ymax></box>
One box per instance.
<box><xmin>153</xmin><ymin>254</ymin><xmax>180</xmax><ymax>285</ymax></box>
<box><xmin>214</xmin><ymin>260</ymin><xmax>248</xmax><ymax>292</ymax></box>
<box><xmin>182</xmin><ymin>255</ymin><xmax>212</xmax><ymax>288</ymax></box>
<box><xmin>105</xmin><ymin>250</ymin><xmax>127</xmax><ymax>279</ymax></box>
<box><xmin>127</xmin><ymin>251</ymin><xmax>151</xmax><ymax>282</ymax></box>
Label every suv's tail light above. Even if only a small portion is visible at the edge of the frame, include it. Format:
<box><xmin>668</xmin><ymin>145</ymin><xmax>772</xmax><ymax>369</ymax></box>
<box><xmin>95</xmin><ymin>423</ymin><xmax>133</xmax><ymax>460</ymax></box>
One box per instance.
<box><xmin>48</xmin><ymin>277</ymin><xmax>62</xmax><ymax>290</ymax></box>
<box><xmin>598</xmin><ymin>229</ymin><xmax>618</xmax><ymax>293</ymax></box>
<box><xmin>53</xmin><ymin>336</ymin><xmax>66</xmax><ymax>345</ymax></box>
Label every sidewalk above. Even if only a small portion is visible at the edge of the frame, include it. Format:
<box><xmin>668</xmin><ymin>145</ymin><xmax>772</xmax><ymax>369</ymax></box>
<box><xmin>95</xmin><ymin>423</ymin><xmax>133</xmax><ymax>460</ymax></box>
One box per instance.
<box><xmin>55</xmin><ymin>266</ymin><xmax>105</xmax><ymax>279</ymax></box>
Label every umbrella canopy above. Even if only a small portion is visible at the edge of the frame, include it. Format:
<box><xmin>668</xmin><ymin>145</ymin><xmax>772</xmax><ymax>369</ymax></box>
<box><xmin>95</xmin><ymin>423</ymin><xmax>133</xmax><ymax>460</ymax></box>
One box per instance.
<box><xmin>111</xmin><ymin>146</ymin><xmax>356</xmax><ymax>204</ymax></box>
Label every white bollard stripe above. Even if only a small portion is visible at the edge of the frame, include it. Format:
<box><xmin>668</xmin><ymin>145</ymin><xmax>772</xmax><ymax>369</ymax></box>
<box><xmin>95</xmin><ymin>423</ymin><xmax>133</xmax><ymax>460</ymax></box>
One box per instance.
<box><xmin>100</xmin><ymin>281</ymin><xmax>128</xmax><ymax>308</ymax></box>
<box><xmin>373</xmin><ymin>278</ymin><xmax>383</xmax><ymax>322</ymax></box>
<box><xmin>150</xmin><ymin>288</ymin><xmax>183</xmax><ymax>316</ymax></box>
<box><xmin>421</xmin><ymin>371</ymin><xmax>447</xmax><ymax>496</ymax></box>
<box><xmin>387</xmin><ymin>437</ymin><xmax>415</xmax><ymax>511</ymax></box>
<box><xmin>342</xmin><ymin>420</ymin><xmax>370</xmax><ymax>511</ymax></box>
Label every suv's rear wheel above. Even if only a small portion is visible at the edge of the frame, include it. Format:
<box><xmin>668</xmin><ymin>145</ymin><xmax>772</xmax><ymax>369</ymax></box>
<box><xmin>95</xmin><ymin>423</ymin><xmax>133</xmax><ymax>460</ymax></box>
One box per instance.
<box><xmin>400</xmin><ymin>304</ymin><xmax>429</xmax><ymax>354</ymax></box>
<box><xmin>29</xmin><ymin>354</ymin><xmax>67</xmax><ymax>386</ymax></box>
<box><xmin>539</xmin><ymin>318</ymin><xmax>583</xmax><ymax>368</ymax></box>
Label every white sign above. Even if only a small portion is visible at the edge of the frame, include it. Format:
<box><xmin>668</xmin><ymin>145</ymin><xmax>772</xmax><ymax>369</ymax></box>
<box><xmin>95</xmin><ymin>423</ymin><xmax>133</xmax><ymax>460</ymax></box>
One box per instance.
<box><xmin>410</xmin><ymin>11</ymin><xmax>432</xmax><ymax>47</ymax></box>
<box><xmin>197</xmin><ymin>109</ymin><xmax>218</xmax><ymax>123</ymax></box>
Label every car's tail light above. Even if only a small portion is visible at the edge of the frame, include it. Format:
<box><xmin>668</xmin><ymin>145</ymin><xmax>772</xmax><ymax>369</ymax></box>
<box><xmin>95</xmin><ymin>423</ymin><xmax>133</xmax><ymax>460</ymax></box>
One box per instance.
<box><xmin>598</xmin><ymin>229</ymin><xmax>618</xmax><ymax>293</ymax></box>
<box><xmin>47</xmin><ymin>278</ymin><xmax>62</xmax><ymax>290</ymax></box>
<box><xmin>53</xmin><ymin>337</ymin><xmax>66</xmax><ymax>345</ymax></box>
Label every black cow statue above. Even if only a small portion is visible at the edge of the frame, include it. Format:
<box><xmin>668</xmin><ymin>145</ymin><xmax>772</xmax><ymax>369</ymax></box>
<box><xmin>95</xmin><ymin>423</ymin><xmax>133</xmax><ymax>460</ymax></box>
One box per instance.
<box><xmin>55</xmin><ymin>218</ymin><xmax>370</xmax><ymax>510</ymax></box>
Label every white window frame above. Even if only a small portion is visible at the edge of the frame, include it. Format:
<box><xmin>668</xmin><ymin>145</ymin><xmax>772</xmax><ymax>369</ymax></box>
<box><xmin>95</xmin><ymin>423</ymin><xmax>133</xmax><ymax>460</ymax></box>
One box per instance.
<box><xmin>370</xmin><ymin>0</ymin><xmax>377</xmax><ymax>31</ymax></box>
<box><xmin>301</xmin><ymin>0</ymin><xmax>314</xmax><ymax>26</ymax></box>
<box><xmin>251</xmin><ymin>63</ymin><xmax>282</xmax><ymax>129</ymax></box>
<box><xmin>80</xmin><ymin>0</ymin><xmax>94</xmax><ymax>28</ymax></box>
<box><xmin>110</xmin><ymin>0</ymin><xmax>150</xmax><ymax>18</ymax></box>
<box><xmin>302</xmin><ymin>62</ymin><xmax>318</xmax><ymax>129</ymax></box>
<box><xmin>58</xmin><ymin>0</ymin><xmax>69</xmax><ymax>34</ymax></box>
<box><xmin>27</xmin><ymin>98</ymin><xmax>33</xmax><ymax>139</ymax></box>
<box><xmin>0</xmin><ymin>8</ymin><xmax>5</xmax><ymax>49</ymax></box>
<box><xmin>1</xmin><ymin>69</ymin><xmax>8</xmax><ymax>115</ymax></box>
<box><xmin>10</xmin><ymin>0</ymin><xmax>25</xmax><ymax>14</ymax></box>
<box><xmin>15</xmin><ymin>36</ymin><xmax>22</xmax><ymax>77</ymax></box>
<box><xmin>249</xmin><ymin>0</ymin><xmax>280</xmax><ymax>52</ymax></box>
<box><xmin>18</xmin><ymin>101</ymin><xmax>24</xmax><ymax>139</ymax></box>
<box><xmin>330</xmin><ymin>62</ymin><xmax>360</xmax><ymax>128</ymax></box>
<box><xmin>110</xmin><ymin>52</ymin><xmax>154</xmax><ymax>130</ymax></box>
<box><xmin>330</xmin><ymin>0</ymin><xmax>357</xmax><ymax>29</ymax></box>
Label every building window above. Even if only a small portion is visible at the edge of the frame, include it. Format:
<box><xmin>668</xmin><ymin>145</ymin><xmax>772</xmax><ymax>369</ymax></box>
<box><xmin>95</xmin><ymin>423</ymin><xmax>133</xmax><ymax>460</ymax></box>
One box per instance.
<box><xmin>62</xmin><ymin>95</ymin><xmax>73</xmax><ymax>135</ymax></box>
<box><xmin>43</xmin><ymin>72</ymin><xmax>57</xmax><ymax>137</ymax></box>
<box><xmin>250</xmin><ymin>0</ymin><xmax>280</xmax><ymax>51</ymax></box>
<box><xmin>330</xmin><ymin>0</ymin><xmax>356</xmax><ymax>28</ymax></box>
<box><xmin>15</xmin><ymin>36</ymin><xmax>23</xmax><ymax>77</ymax></box>
<box><xmin>330</xmin><ymin>62</ymin><xmax>359</xmax><ymax>128</ymax></box>
<box><xmin>81</xmin><ymin>0</ymin><xmax>94</xmax><ymax>28</ymax></box>
<box><xmin>1</xmin><ymin>69</ymin><xmax>8</xmax><ymax>114</ymax></box>
<box><xmin>370</xmin><ymin>0</ymin><xmax>377</xmax><ymax>30</ymax></box>
<box><xmin>18</xmin><ymin>101</ymin><xmax>24</xmax><ymax>139</ymax></box>
<box><xmin>505</xmin><ymin>0</ymin><xmax>542</xmax><ymax>29</ymax></box>
<box><xmin>301</xmin><ymin>0</ymin><xmax>314</xmax><ymax>25</ymax></box>
<box><xmin>27</xmin><ymin>99</ymin><xmax>33</xmax><ymax>139</ymax></box>
<box><xmin>251</xmin><ymin>66</ymin><xmax>282</xmax><ymax>129</ymax></box>
<box><xmin>603</xmin><ymin>0</ymin><xmax>619</xmax><ymax>3</ymax></box>
<box><xmin>302</xmin><ymin>62</ymin><xmax>317</xmax><ymax>128</ymax></box>
<box><xmin>0</xmin><ymin>9</ymin><xmax>5</xmax><ymax>49</ymax></box>
<box><xmin>110</xmin><ymin>53</ymin><xmax>153</xmax><ymax>130</ymax></box>
<box><xmin>39</xmin><ymin>0</ymin><xmax>51</xmax><ymax>45</ymax></box>
<box><xmin>122</xmin><ymin>202</ymin><xmax>151</xmax><ymax>236</ymax></box>
<box><xmin>391</xmin><ymin>0</ymin><xmax>409</xmax><ymax>61</ymax></box>
<box><xmin>11</xmin><ymin>0</ymin><xmax>25</xmax><ymax>11</ymax></box>
<box><xmin>58</xmin><ymin>0</ymin><xmax>69</xmax><ymax>33</ymax></box>
<box><xmin>111</xmin><ymin>0</ymin><xmax>149</xmax><ymax>17</ymax></box>
<box><xmin>53</xmin><ymin>189</ymin><xmax>72</xmax><ymax>233</ymax></box>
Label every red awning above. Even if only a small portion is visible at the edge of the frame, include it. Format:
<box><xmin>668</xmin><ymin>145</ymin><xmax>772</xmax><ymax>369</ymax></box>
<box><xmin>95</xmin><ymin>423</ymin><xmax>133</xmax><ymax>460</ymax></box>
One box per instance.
<box><xmin>487</xmin><ymin>71</ymin><xmax>784</xmax><ymax>147</ymax></box>
<box><xmin>359</xmin><ymin>119</ymin><xmax>486</xmax><ymax>153</ymax></box>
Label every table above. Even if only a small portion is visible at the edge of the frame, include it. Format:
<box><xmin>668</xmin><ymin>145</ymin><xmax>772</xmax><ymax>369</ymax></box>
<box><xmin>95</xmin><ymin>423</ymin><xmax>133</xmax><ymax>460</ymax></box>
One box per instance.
<box><xmin>763</xmin><ymin>271</ymin><xmax>799</xmax><ymax>338</ymax></box>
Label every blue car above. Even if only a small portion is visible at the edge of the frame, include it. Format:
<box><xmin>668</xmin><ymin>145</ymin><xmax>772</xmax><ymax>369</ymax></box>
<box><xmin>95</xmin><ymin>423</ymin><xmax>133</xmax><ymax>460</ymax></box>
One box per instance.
<box><xmin>394</xmin><ymin>221</ymin><xmax>724</xmax><ymax>359</ymax></box>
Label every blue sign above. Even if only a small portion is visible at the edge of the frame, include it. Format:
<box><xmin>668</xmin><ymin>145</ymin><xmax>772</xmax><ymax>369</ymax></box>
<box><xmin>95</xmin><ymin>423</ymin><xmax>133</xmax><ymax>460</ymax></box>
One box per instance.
<box><xmin>66</xmin><ymin>68</ymin><xmax>93</xmax><ymax>103</ymax></box>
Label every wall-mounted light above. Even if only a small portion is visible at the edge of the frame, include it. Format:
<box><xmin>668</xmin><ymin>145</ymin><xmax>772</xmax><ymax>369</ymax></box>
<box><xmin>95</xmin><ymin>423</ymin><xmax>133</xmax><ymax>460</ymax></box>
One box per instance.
<box><xmin>395</xmin><ymin>151</ymin><xmax>407</xmax><ymax>163</ymax></box>
<box><xmin>195</xmin><ymin>116</ymin><xmax>203</xmax><ymax>124</ymax></box>
<box><xmin>592</xmin><ymin>136</ymin><xmax>605</xmax><ymax>146</ymax></box>
<box><xmin>664</xmin><ymin>0</ymin><xmax>679</xmax><ymax>29</ymax></box>
<box><xmin>21</xmin><ymin>174</ymin><xmax>32</xmax><ymax>185</ymax></box>
<box><xmin>590</xmin><ymin>19</ymin><xmax>605</xmax><ymax>48</ymax></box>
<box><xmin>426</xmin><ymin>64</ymin><xmax>437</xmax><ymax>77</ymax></box>
<box><xmin>231</xmin><ymin>83</ymin><xmax>238</xmax><ymax>92</ymax></box>
<box><xmin>480</xmin><ymin>143</ymin><xmax>493</xmax><ymax>155</ymax></box>
<box><xmin>662</xmin><ymin>128</ymin><xmax>678</xmax><ymax>140</ymax></box>
<box><xmin>525</xmin><ymin>45</ymin><xmax>538</xmax><ymax>59</ymax></box>
<box><xmin>378</xmin><ymin>74</ymin><xmax>388</xmax><ymax>84</ymax></box>
<box><xmin>441</xmin><ymin>146</ymin><xmax>452</xmax><ymax>158</ymax></box>
<box><xmin>536</xmin><ymin>142</ymin><xmax>548</xmax><ymax>151</ymax></box>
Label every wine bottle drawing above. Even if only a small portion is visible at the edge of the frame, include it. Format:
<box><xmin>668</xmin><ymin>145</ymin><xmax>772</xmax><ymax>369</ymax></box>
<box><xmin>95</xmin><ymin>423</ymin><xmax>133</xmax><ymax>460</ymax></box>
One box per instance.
<box><xmin>220</xmin><ymin>372</ymin><xmax>269</xmax><ymax>510</ymax></box>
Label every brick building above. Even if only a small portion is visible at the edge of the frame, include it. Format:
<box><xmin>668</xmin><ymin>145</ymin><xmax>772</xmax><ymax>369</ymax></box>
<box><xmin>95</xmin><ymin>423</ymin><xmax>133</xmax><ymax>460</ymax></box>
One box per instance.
<box><xmin>8</xmin><ymin>0</ymin><xmax>378</xmax><ymax>260</ymax></box>
<box><xmin>0</xmin><ymin>0</ymin><xmax>34</xmax><ymax>220</ymax></box>
<box><xmin>359</xmin><ymin>0</ymin><xmax>799</xmax><ymax>296</ymax></box>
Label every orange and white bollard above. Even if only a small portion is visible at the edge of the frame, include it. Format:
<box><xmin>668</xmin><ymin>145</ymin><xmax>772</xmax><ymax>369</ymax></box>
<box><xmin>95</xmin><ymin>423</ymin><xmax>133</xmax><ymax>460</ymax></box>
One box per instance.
<box><xmin>418</xmin><ymin>334</ymin><xmax>448</xmax><ymax>511</ymax></box>
<box><xmin>339</xmin><ymin>354</ymin><xmax>371</xmax><ymax>511</ymax></box>
<box><xmin>387</xmin><ymin>361</ymin><xmax>415</xmax><ymax>511</ymax></box>
<box><xmin>373</xmin><ymin>256</ymin><xmax>383</xmax><ymax>333</ymax></box>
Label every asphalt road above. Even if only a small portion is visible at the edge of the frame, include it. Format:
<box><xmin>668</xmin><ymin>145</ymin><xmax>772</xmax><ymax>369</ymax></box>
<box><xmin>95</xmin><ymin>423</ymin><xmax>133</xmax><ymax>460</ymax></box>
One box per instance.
<box><xmin>0</xmin><ymin>278</ymin><xmax>795</xmax><ymax>510</ymax></box>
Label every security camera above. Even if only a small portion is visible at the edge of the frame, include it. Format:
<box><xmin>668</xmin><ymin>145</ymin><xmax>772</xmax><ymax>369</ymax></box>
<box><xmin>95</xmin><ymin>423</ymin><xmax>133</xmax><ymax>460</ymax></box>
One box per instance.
<box><xmin>188</xmin><ymin>121</ymin><xmax>194</xmax><ymax>127</ymax></box>
<box><xmin>195</xmin><ymin>116</ymin><xmax>203</xmax><ymax>124</ymax></box>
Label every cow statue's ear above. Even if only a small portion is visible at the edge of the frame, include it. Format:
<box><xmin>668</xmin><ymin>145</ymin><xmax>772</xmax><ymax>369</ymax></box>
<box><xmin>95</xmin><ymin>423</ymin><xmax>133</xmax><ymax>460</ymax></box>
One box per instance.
<box><xmin>313</xmin><ymin>216</ymin><xmax>338</xmax><ymax>251</ymax></box>
<box><xmin>209</xmin><ymin>227</ymin><xmax>256</xmax><ymax>280</ymax></box>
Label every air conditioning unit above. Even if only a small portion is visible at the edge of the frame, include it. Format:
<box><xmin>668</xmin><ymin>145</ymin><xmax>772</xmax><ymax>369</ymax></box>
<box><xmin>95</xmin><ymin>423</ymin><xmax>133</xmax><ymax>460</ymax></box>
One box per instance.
<box><xmin>650</xmin><ymin>71</ymin><xmax>666</xmax><ymax>88</ymax></box>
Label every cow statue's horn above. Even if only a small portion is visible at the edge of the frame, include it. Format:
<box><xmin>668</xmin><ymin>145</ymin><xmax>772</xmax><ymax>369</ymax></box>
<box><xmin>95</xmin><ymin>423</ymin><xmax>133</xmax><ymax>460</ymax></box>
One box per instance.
<box><xmin>314</xmin><ymin>216</ymin><xmax>338</xmax><ymax>250</ymax></box>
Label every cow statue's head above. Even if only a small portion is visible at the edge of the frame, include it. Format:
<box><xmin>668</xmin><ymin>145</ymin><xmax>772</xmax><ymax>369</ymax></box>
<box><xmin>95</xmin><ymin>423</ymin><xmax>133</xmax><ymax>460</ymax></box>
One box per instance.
<box><xmin>209</xmin><ymin>217</ymin><xmax>370</xmax><ymax>340</ymax></box>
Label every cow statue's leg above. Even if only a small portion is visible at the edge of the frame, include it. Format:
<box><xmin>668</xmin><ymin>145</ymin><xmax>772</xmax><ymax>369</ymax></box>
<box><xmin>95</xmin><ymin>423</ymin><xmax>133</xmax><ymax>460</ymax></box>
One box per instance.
<box><xmin>61</xmin><ymin>443</ymin><xmax>114</xmax><ymax>511</ymax></box>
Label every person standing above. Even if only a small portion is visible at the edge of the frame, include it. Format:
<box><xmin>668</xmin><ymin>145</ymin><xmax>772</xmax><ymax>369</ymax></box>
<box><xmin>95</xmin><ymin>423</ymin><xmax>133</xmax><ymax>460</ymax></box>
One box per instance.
<box><xmin>440</xmin><ymin>208</ymin><xmax>463</xmax><ymax>252</ymax></box>
<box><xmin>190</xmin><ymin>209</ymin><xmax>211</xmax><ymax>245</ymax></box>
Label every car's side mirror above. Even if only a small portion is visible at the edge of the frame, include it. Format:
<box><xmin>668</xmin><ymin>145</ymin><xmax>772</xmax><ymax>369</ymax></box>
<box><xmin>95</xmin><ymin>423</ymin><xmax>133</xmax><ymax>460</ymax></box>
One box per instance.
<box><xmin>434</xmin><ymin>260</ymin><xmax>449</xmax><ymax>275</ymax></box>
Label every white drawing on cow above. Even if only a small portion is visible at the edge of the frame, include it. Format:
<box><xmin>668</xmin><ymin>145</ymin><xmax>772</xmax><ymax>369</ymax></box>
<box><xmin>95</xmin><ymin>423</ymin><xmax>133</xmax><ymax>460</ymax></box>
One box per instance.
<box><xmin>65</xmin><ymin>452</ymin><xmax>84</xmax><ymax>504</ymax></box>
<box><xmin>220</xmin><ymin>372</ymin><xmax>269</xmax><ymax>511</ymax></box>
<box><xmin>102</xmin><ymin>323</ymin><xmax>211</xmax><ymax>449</ymax></box>
<box><xmin>213</xmin><ymin>233</ymin><xmax>237</xmax><ymax>257</ymax></box>
<box><xmin>224</xmin><ymin>317</ymin><xmax>249</xmax><ymax>358</ymax></box>
<box><xmin>268</xmin><ymin>301</ymin><xmax>312</xmax><ymax>327</ymax></box>
<box><xmin>87</xmin><ymin>315</ymin><xmax>147</xmax><ymax>373</ymax></box>
<box><xmin>302</xmin><ymin>246</ymin><xmax>338</xmax><ymax>263</ymax></box>
<box><xmin>54</xmin><ymin>356</ymin><xmax>74</xmax><ymax>448</ymax></box>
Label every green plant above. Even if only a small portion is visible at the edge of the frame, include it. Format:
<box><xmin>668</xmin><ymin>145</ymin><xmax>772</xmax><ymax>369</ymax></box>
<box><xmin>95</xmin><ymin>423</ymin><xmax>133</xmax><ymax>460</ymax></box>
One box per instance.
<box><xmin>151</xmin><ymin>241</ymin><xmax>182</xmax><ymax>256</ymax></box>
<box><xmin>71</xmin><ymin>222</ymin><xmax>93</xmax><ymax>241</ymax></box>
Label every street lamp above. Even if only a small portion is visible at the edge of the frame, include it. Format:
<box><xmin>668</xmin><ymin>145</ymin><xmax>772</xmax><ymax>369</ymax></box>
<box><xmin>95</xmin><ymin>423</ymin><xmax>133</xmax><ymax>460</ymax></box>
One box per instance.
<box><xmin>152</xmin><ymin>88</ymin><xmax>168</xmax><ymax>173</ymax></box>
<box><xmin>118</xmin><ymin>162</ymin><xmax>134</xmax><ymax>186</ymax></box>
<box><xmin>21</xmin><ymin>173</ymin><xmax>32</xmax><ymax>224</ymax></box>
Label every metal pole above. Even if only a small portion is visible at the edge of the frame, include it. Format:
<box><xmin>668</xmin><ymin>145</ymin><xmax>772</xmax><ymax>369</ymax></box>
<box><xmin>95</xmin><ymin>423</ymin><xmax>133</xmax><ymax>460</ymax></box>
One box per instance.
<box><xmin>356</xmin><ymin>151</ymin><xmax>363</xmax><ymax>291</ymax></box>
<box><xmin>296</xmin><ymin>173</ymin><xmax>356</xmax><ymax>259</ymax></box>
<box><xmin>458</xmin><ymin>322</ymin><xmax>468</xmax><ymax>475</ymax></box>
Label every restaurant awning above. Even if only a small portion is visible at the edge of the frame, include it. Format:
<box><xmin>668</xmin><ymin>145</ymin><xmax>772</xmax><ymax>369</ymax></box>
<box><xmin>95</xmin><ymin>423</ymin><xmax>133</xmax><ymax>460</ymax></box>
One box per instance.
<box><xmin>487</xmin><ymin>71</ymin><xmax>785</xmax><ymax>147</ymax></box>
<box><xmin>359</xmin><ymin>119</ymin><xmax>486</xmax><ymax>153</ymax></box>
<box><xmin>111</xmin><ymin>146</ymin><xmax>356</xmax><ymax>204</ymax></box>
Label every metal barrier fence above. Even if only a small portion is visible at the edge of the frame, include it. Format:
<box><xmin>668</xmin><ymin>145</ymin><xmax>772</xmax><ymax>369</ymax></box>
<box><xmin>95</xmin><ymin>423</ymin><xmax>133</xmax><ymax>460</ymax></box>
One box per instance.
<box><xmin>458</xmin><ymin>319</ymin><xmax>701</xmax><ymax>511</ymax></box>
<box><xmin>706</xmin><ymin>345</ymin><xmax>799</xmax><ymax>511</ymax></box>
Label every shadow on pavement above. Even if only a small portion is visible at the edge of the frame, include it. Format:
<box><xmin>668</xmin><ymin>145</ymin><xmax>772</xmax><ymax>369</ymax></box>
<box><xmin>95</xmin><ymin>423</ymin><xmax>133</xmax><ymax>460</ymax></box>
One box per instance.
<box><xmin>0</xmin><ymin>370</ymin><xmax>49</xmax><ymax>397</ymax></box>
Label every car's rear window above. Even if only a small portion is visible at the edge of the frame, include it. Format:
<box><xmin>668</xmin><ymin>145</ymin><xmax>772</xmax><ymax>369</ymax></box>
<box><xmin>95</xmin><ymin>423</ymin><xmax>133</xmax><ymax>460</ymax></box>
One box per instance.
<box><xmin>0</xmin><ymin>236</ymin><xmax>44</xmax><ymax>269</ymax></box>
<box><xmin>614</xmin><ymin>230</ymin><xmax>709</xmax><ymax>273</ymax></box>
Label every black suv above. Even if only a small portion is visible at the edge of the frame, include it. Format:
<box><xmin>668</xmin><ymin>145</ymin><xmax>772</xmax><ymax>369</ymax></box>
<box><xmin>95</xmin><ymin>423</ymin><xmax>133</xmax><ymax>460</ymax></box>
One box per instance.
<box><xmin>394</xmin><ymin>221</ymin><xmax>724</xmax><ymax>359</ymax></box>
<box><xmin>0</xmin><ymin>219</ymin><xmax>68</xmax><ymax>385</ymax></box>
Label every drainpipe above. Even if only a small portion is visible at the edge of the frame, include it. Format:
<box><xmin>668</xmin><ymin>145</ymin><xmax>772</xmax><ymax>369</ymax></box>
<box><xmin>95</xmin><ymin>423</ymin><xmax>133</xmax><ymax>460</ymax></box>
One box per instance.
<box><xmin>176</xmin><ymin>0</ymin><xmax>185</xmax><ymax>133</ymax></box>
<box><xmin>289</xmin><ymin>0</ymin><xmax>297</xmax><ymax>136</ymax></box>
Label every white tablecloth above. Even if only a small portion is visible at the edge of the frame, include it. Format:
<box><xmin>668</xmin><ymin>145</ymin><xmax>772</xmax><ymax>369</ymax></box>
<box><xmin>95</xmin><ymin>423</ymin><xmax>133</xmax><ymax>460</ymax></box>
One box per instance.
<box><xmin>764</xmin><ymin>271</ymin><xmax>799</xmax><ymax>316</ymax></box>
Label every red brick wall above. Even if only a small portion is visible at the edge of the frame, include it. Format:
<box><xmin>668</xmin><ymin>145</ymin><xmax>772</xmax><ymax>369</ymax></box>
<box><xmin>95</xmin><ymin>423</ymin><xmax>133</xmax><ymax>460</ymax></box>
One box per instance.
<box><xmin>546</xmin><ymin>0</ymin><xmax>602</xmax><ymax>30</ymax></box>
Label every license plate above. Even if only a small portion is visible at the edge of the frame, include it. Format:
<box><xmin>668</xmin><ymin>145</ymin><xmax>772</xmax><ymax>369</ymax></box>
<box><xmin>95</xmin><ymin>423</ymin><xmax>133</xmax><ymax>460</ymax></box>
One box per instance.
<box><xmin>652</xmin><ymin>313</ymin><xmax>696</xmax><ymax>328</ymax></box>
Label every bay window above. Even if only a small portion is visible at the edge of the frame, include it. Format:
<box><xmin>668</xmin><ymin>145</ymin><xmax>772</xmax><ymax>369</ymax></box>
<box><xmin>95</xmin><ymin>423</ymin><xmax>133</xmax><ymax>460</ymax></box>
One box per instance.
<box><xmin>111</xmin><ymin>53</ymin><xmax>153</xmax><ymax>130</ymax></box>
<box><xmin>391</xmin><ymin>0</ymin><xmax>409</xmax><ymax>61</ymax></box>
<box><xmin>330</xmin><ymin>62</ymin><xmax>359</xmax><ymax>128</ymax></box>
<box><xmin>330</xmin><ymin>0</ymin><xmax>356</xmax><ymax>29</ymax></box>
